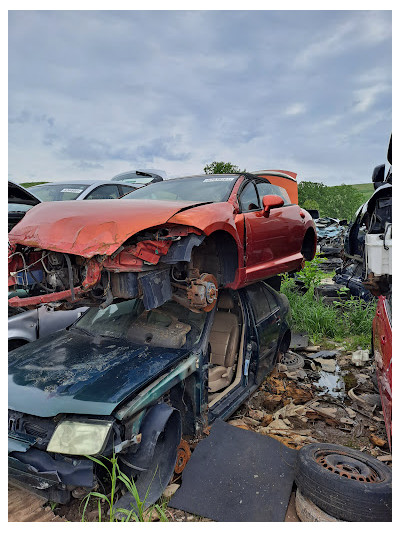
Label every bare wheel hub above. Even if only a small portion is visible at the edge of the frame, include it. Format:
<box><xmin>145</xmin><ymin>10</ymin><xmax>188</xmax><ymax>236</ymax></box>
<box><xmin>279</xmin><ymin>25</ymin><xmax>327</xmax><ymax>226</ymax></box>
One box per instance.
<box><xmin>174</xmin><ymin>439</ymin><xmax>192</xmax><ymax>474</ymax></box>
<box><xmin>187</xmin><ymin>273</ymin><xmax>218</xmax><ymax>312</ymax></box>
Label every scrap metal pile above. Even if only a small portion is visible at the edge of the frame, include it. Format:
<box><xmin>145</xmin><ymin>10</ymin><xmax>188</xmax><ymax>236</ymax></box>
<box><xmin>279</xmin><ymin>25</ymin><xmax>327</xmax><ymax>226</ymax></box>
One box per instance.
<box><xmin>315</xmin><ymin>217</ymin><xmax>347</xmax><ymax>273</ymax></box>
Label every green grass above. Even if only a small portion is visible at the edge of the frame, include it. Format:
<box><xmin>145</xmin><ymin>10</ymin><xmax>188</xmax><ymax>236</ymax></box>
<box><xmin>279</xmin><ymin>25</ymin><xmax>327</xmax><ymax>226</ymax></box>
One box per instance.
<box><xmin>20</xmin><ymin>181</ymin><xmax>49</xmax><ymax>188</ymax></box>
<box><xmin>351</xmin><ymin>183</ymin><xmax>374</xmax><ymax>203</ymax></box>
<box><xmin>281</xmin><ymin>279</ymin><xmax>375</xmax><ymax>349</ymax></box>
<box><xmin>281</xmin><ymin>255</ymin><xmax>376</xmax><ymax>349</ymax></box>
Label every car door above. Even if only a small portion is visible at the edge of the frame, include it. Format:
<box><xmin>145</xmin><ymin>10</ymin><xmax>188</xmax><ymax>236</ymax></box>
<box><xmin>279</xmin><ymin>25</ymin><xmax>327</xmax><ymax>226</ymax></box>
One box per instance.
<box><xmin>84</xmin><ymin>184</ymin><xmax>121</xmax><ymax>200</ymax></box>
<box><xmin>238</xmin><ymin>181</ymin><xmax>291</xmax><ymax>282</ymax></box>
<box><xmin>255</xmin><ymin>181</ymin><xmax>305</xmax><ymax>263</ymax></box>
<box><xmin>246</xmin><ymin>282</ymin><xmax>281</xmax><ymax>385</ymax></box>
<box><xmin>237</xmin><ymin>182</ymin><xmax>264</xmax><ymax>270</ymax></box>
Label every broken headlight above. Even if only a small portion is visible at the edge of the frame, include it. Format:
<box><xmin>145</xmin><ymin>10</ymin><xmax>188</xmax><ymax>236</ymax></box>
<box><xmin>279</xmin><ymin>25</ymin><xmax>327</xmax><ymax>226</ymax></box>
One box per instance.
<box><xmin>47</xmin><ymin>420</ymin><xmax>112</xmax><ymax>456</ymax></box>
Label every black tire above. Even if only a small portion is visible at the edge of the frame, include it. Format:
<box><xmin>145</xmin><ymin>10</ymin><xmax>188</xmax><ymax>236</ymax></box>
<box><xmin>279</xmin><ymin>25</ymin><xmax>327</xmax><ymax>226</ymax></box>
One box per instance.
<box><xmin>295</xmin><ymin>443</ymin><xmax>392</xmax><ymax>522</ymax></box>
<box><xmin>295</xmin><ymin>489</ymin><xmax>343</xmax><ymax>522</ymax></box>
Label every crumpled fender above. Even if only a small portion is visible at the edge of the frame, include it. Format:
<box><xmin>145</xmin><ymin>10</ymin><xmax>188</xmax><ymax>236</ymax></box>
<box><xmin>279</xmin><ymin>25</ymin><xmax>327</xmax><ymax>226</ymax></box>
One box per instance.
<box><xmin>122</xmin><ymin>403</ymin><xmax>181</xmax><ymax>471</ymax></box>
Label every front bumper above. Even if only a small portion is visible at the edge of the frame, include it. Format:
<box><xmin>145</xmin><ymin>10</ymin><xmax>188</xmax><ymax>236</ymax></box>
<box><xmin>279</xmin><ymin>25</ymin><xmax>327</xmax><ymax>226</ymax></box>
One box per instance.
<box><xmin>8</xmin><ymin>435</ymin><xmax>95</xmax><ymax>504</ymax></box>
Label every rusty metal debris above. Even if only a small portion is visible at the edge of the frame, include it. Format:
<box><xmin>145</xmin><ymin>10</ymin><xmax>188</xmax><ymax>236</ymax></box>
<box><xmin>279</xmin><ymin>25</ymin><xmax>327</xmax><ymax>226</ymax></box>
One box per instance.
<box><xmin>174</xmin><ymin>440</ymin><xmax>192</xmax><ymax>474</ymax></box>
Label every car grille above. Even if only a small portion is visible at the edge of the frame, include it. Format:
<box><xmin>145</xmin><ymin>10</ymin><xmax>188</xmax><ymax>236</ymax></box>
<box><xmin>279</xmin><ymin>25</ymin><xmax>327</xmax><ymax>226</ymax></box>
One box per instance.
<box><xmin>24</xmin><ymin>422</ymin><xmax>48</xmax><ymax>438</ymax></box>
<box><xmin>8</xmin><ymin>410</ymin><xmax>56</xmax><ymax>449</ymax></box>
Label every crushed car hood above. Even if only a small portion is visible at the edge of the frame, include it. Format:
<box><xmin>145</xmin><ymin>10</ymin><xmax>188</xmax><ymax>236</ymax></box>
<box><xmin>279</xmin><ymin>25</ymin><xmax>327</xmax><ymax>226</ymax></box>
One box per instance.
<box><xmin>8</xmin><ymin>199</ymin><xmax>205</xmax><ymax>257</ymax></box>
<box><xmin>8</xmin><ymin>329</ymin><xmax>190</xmax><ymax>417</ymax></box>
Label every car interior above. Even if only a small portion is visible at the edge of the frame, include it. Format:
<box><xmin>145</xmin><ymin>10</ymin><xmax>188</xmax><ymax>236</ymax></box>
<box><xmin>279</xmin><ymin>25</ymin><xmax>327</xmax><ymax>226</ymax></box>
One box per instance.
<box><xmin>207</xmin><ymin>290</ymin><xmax>244</xmax><ymax>405</ymax></box>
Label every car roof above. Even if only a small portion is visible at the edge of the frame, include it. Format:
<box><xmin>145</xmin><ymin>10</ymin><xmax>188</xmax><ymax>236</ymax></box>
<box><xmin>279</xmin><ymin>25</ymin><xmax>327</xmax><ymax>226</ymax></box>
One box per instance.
<box><xmin>158</xmin><ymin>174</ymin><xmax>242</xmax><ymax>181</ymax></box>
<box><xmin>31</xmin><ymin>180</ymin><xmax>136</xmax><ymax>187</ymax></box>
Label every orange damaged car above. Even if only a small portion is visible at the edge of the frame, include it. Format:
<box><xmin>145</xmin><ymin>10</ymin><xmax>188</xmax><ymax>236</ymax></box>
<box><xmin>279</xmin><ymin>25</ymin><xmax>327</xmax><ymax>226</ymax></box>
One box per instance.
<box><xmin>8</xmin><ymin>172</ymin><xmax>316</xmax><ymax>312</ymax></box>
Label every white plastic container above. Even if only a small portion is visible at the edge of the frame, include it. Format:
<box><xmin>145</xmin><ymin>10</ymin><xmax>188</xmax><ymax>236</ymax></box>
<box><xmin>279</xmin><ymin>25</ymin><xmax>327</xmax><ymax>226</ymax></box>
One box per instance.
<box><xmin>365</xmin><ymin>223</ymin><xmax>392</xmax><ymax>276</ymax></box>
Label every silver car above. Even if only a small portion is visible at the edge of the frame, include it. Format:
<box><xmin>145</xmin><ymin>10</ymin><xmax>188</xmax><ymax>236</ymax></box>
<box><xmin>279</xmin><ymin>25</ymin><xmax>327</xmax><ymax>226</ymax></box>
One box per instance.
<box><xmin>28</xmin><ymin>180</ymin><xmax>136</xmax><ymax>201</ymax></box>
<box><xmin>8</xmin><ymin>305</ymin><xmax>87</xmax><ymax>351</ymax></box>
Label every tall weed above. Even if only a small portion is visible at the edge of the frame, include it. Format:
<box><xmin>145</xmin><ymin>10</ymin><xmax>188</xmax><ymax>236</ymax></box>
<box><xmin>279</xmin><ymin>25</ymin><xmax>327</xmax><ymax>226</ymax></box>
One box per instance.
<box><xmin>80</xmin><ymin>453</ymin><xmax>168</xmax><ymax>522</ymax></box>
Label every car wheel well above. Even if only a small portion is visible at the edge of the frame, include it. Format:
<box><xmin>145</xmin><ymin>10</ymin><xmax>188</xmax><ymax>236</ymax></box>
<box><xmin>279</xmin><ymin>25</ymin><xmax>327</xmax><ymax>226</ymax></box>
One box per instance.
<box><xmin>301</xmin><ymin>228</ymin><xmax>316</xmax><ymax>261</ymax></box>
<box><xmin>192</xmin><ymin>231</ymin><xmax>238</xmax><ymax>286</ymax></box>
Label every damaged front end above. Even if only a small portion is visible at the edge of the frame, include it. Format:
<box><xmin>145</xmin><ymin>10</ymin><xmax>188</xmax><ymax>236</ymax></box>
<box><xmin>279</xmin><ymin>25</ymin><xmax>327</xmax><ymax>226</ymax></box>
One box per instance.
<box><xmin>8</xmin><ymin>223</ymin><xmax>218</xmax><ymax>313</ymax></box>
<box><xmin>8</xmin><ymin>411</ymin><xmax>116</xmax><ymax>503</ymax></box>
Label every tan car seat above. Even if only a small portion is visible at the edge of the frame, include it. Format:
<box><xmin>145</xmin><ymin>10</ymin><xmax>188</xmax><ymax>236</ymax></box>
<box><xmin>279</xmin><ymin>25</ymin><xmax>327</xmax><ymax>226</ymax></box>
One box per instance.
<box><xmin>208</xmin><ymin>292</ymin><xmax>240</xmax><ymax>393</ymax></box>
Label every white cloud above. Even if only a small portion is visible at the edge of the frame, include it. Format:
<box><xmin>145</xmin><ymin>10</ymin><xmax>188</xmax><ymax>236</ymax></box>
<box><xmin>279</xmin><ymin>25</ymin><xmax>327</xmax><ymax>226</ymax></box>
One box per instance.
<box><xmin>352</xmin><ymin>83</ymin><xmax>391</xmax><ymax>113</ymax></box>
<box><xmin>284</xmin><ymin>103</ymin><xmax>307</xmax><ymax>116</ymax></box>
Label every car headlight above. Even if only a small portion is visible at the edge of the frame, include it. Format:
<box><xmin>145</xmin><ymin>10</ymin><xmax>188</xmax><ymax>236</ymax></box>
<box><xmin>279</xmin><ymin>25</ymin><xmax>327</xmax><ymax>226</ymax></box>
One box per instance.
<box><xmin>47</xmin><ymin>420</ymin><xmax>113</xmax><ymax>456</ymax></box>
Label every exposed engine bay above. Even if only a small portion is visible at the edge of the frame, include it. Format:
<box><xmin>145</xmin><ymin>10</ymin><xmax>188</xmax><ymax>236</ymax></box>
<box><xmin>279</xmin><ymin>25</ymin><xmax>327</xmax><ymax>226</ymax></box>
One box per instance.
<box><xmin>8</xmin><ymin>224</ymin><xmax>219</xmax><ymax>313</ymax></box>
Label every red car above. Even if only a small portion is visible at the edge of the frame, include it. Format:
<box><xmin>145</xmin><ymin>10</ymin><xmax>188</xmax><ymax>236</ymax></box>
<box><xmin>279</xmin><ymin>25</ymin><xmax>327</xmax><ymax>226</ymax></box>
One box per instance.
<box><xmin>372</xmin><ymin>294</ymin><xmax>392</xmax><ymax>449</ymax></box>
<box><xmin>8</xmin><ymin>172</ymin><xmax>316</xmax><ymax>312</ymax></box>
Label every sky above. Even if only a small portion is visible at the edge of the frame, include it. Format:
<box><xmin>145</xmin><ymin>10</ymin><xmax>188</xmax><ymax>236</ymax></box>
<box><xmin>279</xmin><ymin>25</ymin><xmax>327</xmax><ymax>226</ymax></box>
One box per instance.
<box><xmin>8</xmin><ymin>9</ymin><xmax>392</xmax><ymax>185</ymax></box>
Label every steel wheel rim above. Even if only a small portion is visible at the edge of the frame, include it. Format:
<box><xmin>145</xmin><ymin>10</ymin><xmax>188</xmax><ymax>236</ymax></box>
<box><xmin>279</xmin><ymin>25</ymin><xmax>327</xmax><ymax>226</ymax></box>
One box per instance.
<box><xmin>315</xmin><ymin>450</ymin><xmax>381</xmax><ymax>483</ymax></box>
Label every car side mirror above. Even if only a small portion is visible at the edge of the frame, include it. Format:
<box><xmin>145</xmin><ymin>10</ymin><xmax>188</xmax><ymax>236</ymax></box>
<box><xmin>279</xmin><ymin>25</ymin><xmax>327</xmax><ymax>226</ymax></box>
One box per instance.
<box><xmin>262</xmin><ymin>194</ymin><xmax>284</xmax><ymax>217</ymax></box>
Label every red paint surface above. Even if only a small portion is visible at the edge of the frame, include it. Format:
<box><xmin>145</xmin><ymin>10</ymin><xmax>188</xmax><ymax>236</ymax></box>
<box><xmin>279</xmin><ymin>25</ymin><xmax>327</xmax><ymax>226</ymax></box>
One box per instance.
<box><xmin>8</xmin><ymin>199</ymin><xmax>201</xmax><ymax>258</ymax></box>
<box><xmin>372</xmin><ymin>295</ymin><xmax>392</xmax><ymax>449</ymax></box>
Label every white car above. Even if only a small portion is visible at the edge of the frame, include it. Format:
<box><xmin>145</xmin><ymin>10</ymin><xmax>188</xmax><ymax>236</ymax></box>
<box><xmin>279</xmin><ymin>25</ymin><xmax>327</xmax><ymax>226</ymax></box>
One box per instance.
<box><xmin>29</xmin><ymin>180</ymin><xmax>136</xmax><ymax>201</ymax></box>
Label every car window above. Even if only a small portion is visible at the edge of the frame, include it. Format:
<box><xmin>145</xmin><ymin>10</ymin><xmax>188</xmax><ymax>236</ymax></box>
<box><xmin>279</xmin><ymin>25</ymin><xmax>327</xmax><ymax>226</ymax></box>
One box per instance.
<box><xmin>122</xmin><ymin>176</ymin><xmax>238</xmax><ymax>203</ymax></box>
<box><xmin>256</xmin><ymin>182</ymin><xmax>290</xmax><ymax>205</ymax></box>
<box><xmin>30</xmin><ymin>184</ymin><xmax>90</xmax><ymax>201</ymax></box>
<box><xmin>246</xmin><ymin>284</ymin><xmax>272</xmax><ymax>322</ymax></box>
<box><xmin>73</xmin><ymin>298</ymin><xmax>207</xmax><ymax>349</ymax></box>
<box><xmin>120</xmin><ymin>185</ymin><xmax>135</xmax><ymax>195</ymax></box>
<box><xmin>239</xmin><ymin>182</ymin><xmax>260</xmax><ymax>212</ymax></box>
<box><xmin>85</xmin><ymin>185</ymin><xmax>121</xmax><ymax>200</ymax></box>
<box><xmin>8</xmin><ymin>203</ymin><xmax>33</xmax><ymax>214</ymax></box>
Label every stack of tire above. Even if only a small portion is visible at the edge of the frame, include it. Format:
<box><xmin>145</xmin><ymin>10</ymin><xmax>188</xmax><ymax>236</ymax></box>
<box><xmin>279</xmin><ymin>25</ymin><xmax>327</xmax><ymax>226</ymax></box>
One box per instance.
<box><xmin>294</xmin><ymin>443</ymin><xmax>392</xmax><ymax>522</ymax></box>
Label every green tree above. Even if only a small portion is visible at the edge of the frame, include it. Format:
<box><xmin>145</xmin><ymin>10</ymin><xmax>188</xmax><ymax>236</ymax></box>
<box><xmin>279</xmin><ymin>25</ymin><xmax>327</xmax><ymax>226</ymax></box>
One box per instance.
<box><xmin>298</xmin><ymin>181</ymin><xmax>364</xmax><ymax>221</ymax></box>
<box><xmin>203</xmin><ymin>161</ymin><xmax>243</xmax><ymax>174</ymax></box>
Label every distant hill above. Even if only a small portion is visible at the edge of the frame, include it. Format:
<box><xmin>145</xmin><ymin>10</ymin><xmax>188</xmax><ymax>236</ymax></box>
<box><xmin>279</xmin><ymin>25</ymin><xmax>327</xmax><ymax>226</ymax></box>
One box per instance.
<box><xmin>350</xmin><ymin>183</ymin><xmax>374</xmax><ymax>203</ymax></box>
